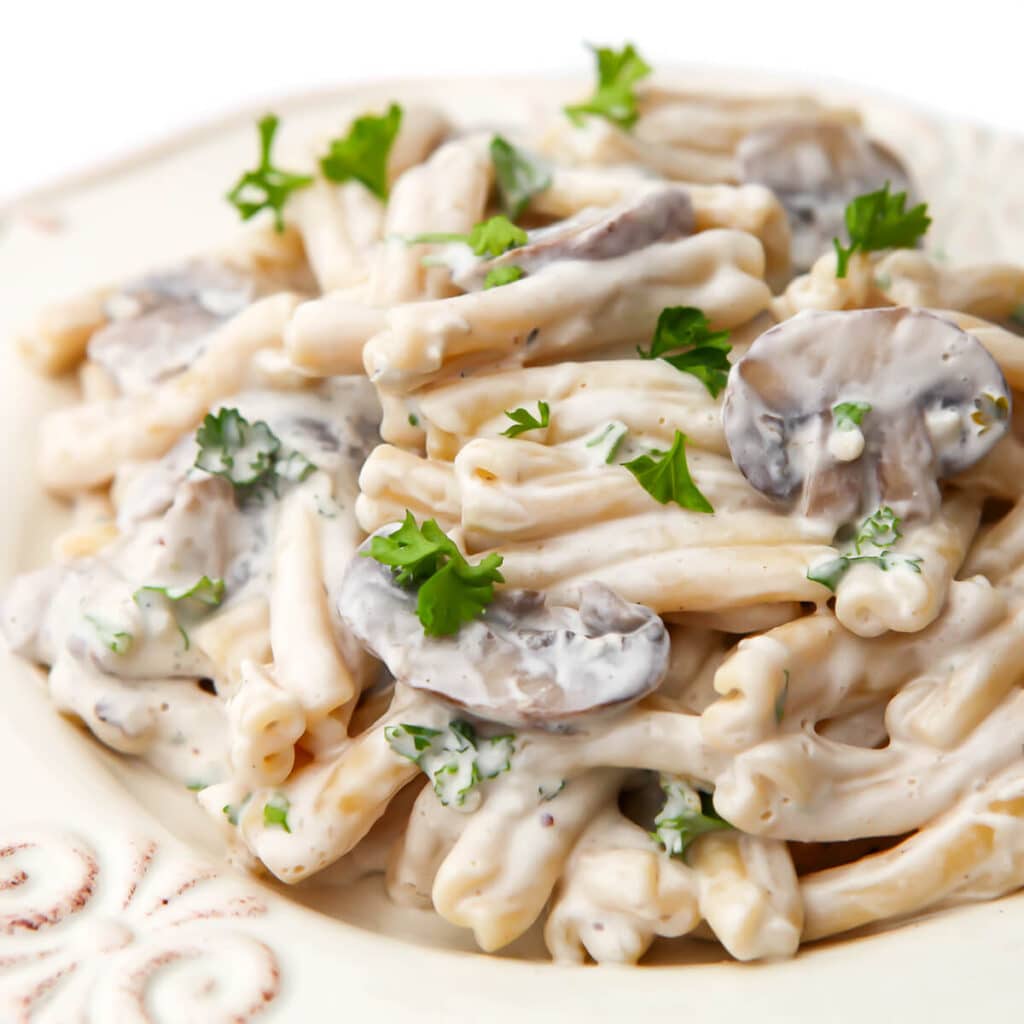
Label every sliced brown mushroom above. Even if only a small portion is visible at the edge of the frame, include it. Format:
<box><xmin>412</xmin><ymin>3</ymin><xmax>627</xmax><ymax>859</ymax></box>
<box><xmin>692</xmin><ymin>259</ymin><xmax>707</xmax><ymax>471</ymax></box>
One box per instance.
<box><xmin>722</xmin><ymin>307</ymin><xmax>1011</xmax><ymax>525</ymax></box>
<box><xmin>736</xmin><ymin>122</ymin><xmax>913</xmax><ymax>272</ymax></box>
<box><xmin>451</xmin><ymin>189</ymin><xmax>694</xmax><ymax>291</ymax></box>
<box><xmin>337</xmin><ymin>538</ymin><xmax>670</xmax><ymax>728</ymax></box>
<box><xmin>87</xmin><ymin>261</ymin><xmax>258</xmax><ymax>393</ymax></box>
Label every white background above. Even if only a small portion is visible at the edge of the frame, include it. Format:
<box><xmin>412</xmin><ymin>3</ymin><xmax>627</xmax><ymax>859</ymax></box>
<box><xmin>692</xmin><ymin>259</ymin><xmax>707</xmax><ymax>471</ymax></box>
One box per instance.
<box><xmin>3</xmin><ymin>0</ymin><xmax>1022</xmax><ymax>205</ymax></box>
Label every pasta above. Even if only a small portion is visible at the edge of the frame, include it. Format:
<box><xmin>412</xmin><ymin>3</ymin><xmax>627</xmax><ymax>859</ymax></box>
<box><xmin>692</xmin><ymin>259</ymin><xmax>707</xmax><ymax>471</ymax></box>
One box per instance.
<box><xmin>6</xmin><ymin>51</ymin><xmax>1024</xmax><ymax>972</ymax></box>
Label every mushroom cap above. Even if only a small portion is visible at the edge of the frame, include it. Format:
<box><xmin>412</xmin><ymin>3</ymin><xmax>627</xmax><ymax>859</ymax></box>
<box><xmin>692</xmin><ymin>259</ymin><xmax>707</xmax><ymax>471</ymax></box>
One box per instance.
<box><xmin>338</xmin><ymin>538</ymin><xmax>670</xmax><ymax>728</ymax></box>
<box><xmin>722</xmin><ymin>307</ymin><xmax>1011</xmax><ymax>525</ymax></box>
<box><xmin>737</xmin><ymin>122</ymin><xmax>913</xmax><ymax>272</ymax></box>
<box><xmin>452</xmin><ymin>189</ymin><xmax>694</xmax><ymax>291</ymax></box>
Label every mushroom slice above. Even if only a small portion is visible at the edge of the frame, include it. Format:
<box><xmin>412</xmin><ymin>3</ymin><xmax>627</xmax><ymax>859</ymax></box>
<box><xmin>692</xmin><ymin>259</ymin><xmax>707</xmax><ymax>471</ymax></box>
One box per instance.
<box><xmin>451</xmin><ymin>189</ymin><xmax>695</xmax><ymax>291</ymax></box>
<box><xmin>722</xmin><ymin>307</ymin><xmax>1011</xmax><ymax>526</ymax></box>
<box><xmin>337</xmin><ymin>542</ymin><xmax>670</xmax><ymax>728</ymax></box>
<box><xmin>737</xmin><ymin>122</ymin><xmax>913</xmax><ymax>272</ymax></box>
<box><xmin>87</xmin><ymin>260</ymin><xmax>259</xmax><ymax>394</ymax></box>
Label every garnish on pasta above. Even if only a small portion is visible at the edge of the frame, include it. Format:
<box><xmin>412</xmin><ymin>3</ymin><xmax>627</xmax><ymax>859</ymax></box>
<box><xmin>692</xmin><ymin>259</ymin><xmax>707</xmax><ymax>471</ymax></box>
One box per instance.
<box><xmin>320</xmin><ymin>103</ymin><xmax>403</xmax><ymax>199</ymax></box>
<box><xmin>490</xmin><ymin>135</ymin><xmax>552</xmax><ymax>220</ymax></box>
<box><xmin>385</xmin><ymin>719</ymin><xmax>514</xmax><ymax>808</ymax></box>
<box><xmin>652</xmin><ymin>776</ymin><xmax>733</xmax><ymax>860</ymax></box>
<box><xmin>501</xmin><ymin>400</ymin><xmax>550</xmax><ymax>438</ymax></box>
<box><xmin>225</xmin><ymin>114</ymin><xmax>313</xmax><ymax>232</ymax></box>
<box><xmin>833</xmin><ymin>181</ymin><xmax>931</xmax><ymax>278</ymax></box>
<box><xmin>565</xmin><ymin>42</ymin><xmax>652</xmax><ymax>130</ymax></box>
<box><xmin>832</xmin><ymin>400</ymin><xmax>872</xmax><ymax>430</ymax></box>
<box><xmin>484</xmin><ymin>265</ymin><xmax>525</xmax><ymax>289</ymax></box>
<box><xmin>365</xmin><ymin>511</ymin><xmax>504</xmax><ymax>636</ymax></box>
<box><xmin>84</xmin><ymin>614</ymin><xmax>133</xmax><ymax>656</ymax></box>
<box><xmin>584</xmin><ymin>421</ymin><xmax>629</xmax><ymax>464</ymax></box>
<box><xmin>409</xmin><ymin>215</ymin><xmax>528</xmax><ymax>257</ymax></box>
<box><xmin>194</xmin><ymin>408</ymin><xmax>316</xmax><ymax>498</ymax></box>
<box><xmin>637</xmin><ymin>306</ymin><xmax>733</xmax><ymax>397</ymax></box>
<box><xmin>135</xmin><ymin>576</ymin><xmax>226</xmax><ymax>609</ymax></box>
<box><xmin>263</xmin><ymin>794</ymin><xmax>292</xmax><ymax>833</ymax></box>
<box><xmin>624</xmin><ymin>430</ymin><xmax>714</xmax><ymax>513</ymax></box>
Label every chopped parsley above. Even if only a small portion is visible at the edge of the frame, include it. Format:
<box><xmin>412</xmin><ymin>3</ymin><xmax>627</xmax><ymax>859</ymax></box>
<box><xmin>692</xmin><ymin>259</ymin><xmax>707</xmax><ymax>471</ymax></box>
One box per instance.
<box><xmin>222</xmin><ymin>794</ymin><xmax>251</xmax><ymax>826</ymax></box>
<box><xmin>136</xmin><ymin>575</ymin><xmax>225</xmax><ymax>609</ymax></box>
<box><xmin>484</xmin><ymin>265</ymin><xmax>525</xmax><ymax>289</ymax></box>
<box><xmin>385</xmin><ymin>719</ymin><xmax>514</xmax><ymax>808</ymax></box>
<box><xmin>637</xmin><ymin>307</ymin><xmax>732</xmax><ymax>397</ymax></box>
<box><xmin>84</xmin><ymin>614</ymin><xmax>133</xmax><ymax>656</ymax></box>
<box><xmin>364</xmin><ymin>511</ymin><xmax>504</xmax><ymax>636</ymax></box>
<box><xmin>624</xmin><ymin>430</ymin><xmax>713</xmax><ymax>513</ymax></box>
<box><xmin>833</xmin><ymin>182</ymin><xmax>931</xmax><ymax>278</ymax></box>
<box><xmin>409</xmin><ymin>215</ymin><xmax>528</xmax><ymax>258</ymax></box>
<box><xmin>565</xmin><ymin>42</ymin><xmax>652</xmax><ymax>131</ymax></box>
<box><xmin>807</xmin><ymin>506</ymin><xmax>922</xmax><ymax>591</ymax></box>
<box><xmin>832</xmin><ymin>401</ymin><xmax>872</xmax><ymax>430</ymax></box>
<box><xmin>226</xmin><ymin>114</ymin><xmax>313</xmax><ymax>232</ymax></box>
<box><xmin>263</xmin><ymin>793</ymin><xmax>292</xmax><ymax>833</ymax></box>
<box><xmin>538</xmin><ymin>779</ymin><xmax>567</xmax><ymax>802</ymax></box>
<box><xmin>490</xmin><ymin>135</ymin><xmax>552</xmax><ymax>220</ymax></box>
<box><xmin>501</xmin><ymin>401</ymin><xmax>550</xmax><ymax>438</ymax></box>
<box><xmin>652</xmin><ymin>776</ymin><xmax>732</xmax><ymax>860</ymax></box>
<box><xmin>194</xmin><ymin>408</ymin><xmax>315</xmax><ymax>498</ymax></box>
<box><xmin>584</xmin><ymin>421</ymin><xmax>628</xmax><ymax>464</ymax></box>
<box><xmin>407</xmin><ymin>413</ymin><xmax>419</xmax><ymax>427</ymax></box>
<box><xmin>320</xmin><ymin>103</ymin><xmax>403</xmax><ymax>199</ymax></box>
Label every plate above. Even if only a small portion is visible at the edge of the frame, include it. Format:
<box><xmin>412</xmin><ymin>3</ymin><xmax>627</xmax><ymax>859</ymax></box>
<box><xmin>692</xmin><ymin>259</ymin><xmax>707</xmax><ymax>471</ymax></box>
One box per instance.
<box><xmin>1</xmin><ymin>72</ymin><xmax>1023</xmax><ymax>1023</ymax></box>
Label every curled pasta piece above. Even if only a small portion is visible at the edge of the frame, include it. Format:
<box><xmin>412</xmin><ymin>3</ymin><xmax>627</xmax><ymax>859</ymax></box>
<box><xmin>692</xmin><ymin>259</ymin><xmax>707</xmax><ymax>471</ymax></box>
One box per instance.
<box><xmin>39</xmin><ymin>292</ymin><xmax>301</xmax><ymax>493</ymax></box>
<box><xmin>193</xmin><ymin>597</ymin><xmax>272</xmax><ymax>692</ymax></box>
<box><xmin>226</xmin><ymin>660</ymin><xmax>306</xmax><ymax>788</ymax></box>
<box><xmin>362</xmin><ymin>230</ymin><xmax>771</xmax><ymax>394</ymax></box>
<box><xmin>15</xmin><ymin>286</ymin><xmax>112</xmax><ymax>375</ymax></box>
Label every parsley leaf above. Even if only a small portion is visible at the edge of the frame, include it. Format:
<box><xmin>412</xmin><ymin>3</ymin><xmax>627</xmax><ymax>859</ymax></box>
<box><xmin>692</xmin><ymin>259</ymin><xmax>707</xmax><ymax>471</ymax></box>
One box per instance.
<box><xmin>833</xmin><ymin>400</ymin><xmax>872</xmax><ymax>430</ymax></box>
<box><xmin>226</xmin><ymin>114</ymin><xmax>313</xmax><ymax>233</ymax></box>
<box><xmin>623</xmin><ymin>430</ymin><xmax>713</xmax><ymax>513</ymax></box>
<box><xmin>652</xmin><ymin>776</ymin><xmax>732</xmax><ymax>860</ymax></box>
<box><xmin>263</xmin><ymin>793</ymin><xmax>291</xmax><ymax>833</ymax></box>
<box><xmin>501</xmin><ymin>401</ymin><xmax>550</xmax><ymax>438</ymax></box>
<box><xmin>490</xmin><ymin>135</ymin><xmax>552</xmax><ymax>220</ymax></box>
<box><xmin>637</xmin><ymin>306</ymin><xmax>732</xmax><ymax>397</ymax></box>
<box><xmin>385</xmin><ymin>719</ymin><xmax>514</xmax><ymax>807</ymax></box>
<box><xmin>565</xmin><ymin>42</ymin><xmax>652</xmax><ymax>131</ymax></box>
<box><xmin>584</xmin><ymin>421</ymin><xmax>628</xmax><ymax>464</ymax></box>
<box><xmin>320</xmin><ymin>103</ymin><xmax>403</xmax><ymax>199</ymax></box>
<box><xmin>194</xmin><ymin>408</ymin><xmax>315</xmax><ymax>498</ymax></box>
<box><xmin>84</xmin><ymin>614</ymin><xmax>133</xmax><ymax>655</ymax></box>
<box><xmin>833</xmin><ymin>182</ymin><xmax>931</xmax><ymax>278</ymax></box>
<box><xmin>853</xmin><ymin>506</ymin><xmax>901</xmax><ymax>553</ymax></box>
<box><xmin>364</xmin><ymin>512</ymin><xmax>505</xmax><ymax>636</ymax></box>
<box><xmin>484</xmin><ymin>265</ymin><xmax>525</xmax><ymax>289</ymax></box>
<box><xmin>409</xmin><ymin>215</ymin><xmax>528</xmax><ymax>258</ymax></box>
<box><xmin>136</xmin><ymin>576</ymin><xmax>225</xmax><ymax>608</ymax></box>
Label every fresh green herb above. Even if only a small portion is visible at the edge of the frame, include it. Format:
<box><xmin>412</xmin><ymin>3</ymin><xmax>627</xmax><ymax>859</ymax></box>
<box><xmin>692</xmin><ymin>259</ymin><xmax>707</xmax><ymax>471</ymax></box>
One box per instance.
<box><xmin>409</xmin><ymin>215</ymin><xmax>528</xmax><ymax>258</ymax></box>
<box><xmin>222</xmin><ymin>794</ymin><xmax>251</xmax><ymax>827</ymax></box>
<box><xmin>385</xmin><ymin>720</ymin><xmax>515</xmax><ymax>807</ymax></box>
<box><xmin>853</xmin><ymin>506</ymin><xmax>901</xmax><ymax>553</ymax></box>
<box><xmin>484</xmin><ymin>265</ymin><xmax>525</xmax><ymax>289</ymax></box>
<box><xmin>833</xmin><ymin>182</ymin><xmax>931</xmax><ymax>278</ymax></box>
<box><xmin>637</xmin><ymin>307</ymin><xmax>732</xmax><ymax>397</ymax></box>
<box><xmin>539</xmin><ymin>779</ymin><xmax>567</xmax><ymax>802</ymax></box>
<box><xmin>263</xmin><ymin>794</ymin><xmax>292</xmax><ymax>833</ymax></box>
<box><xmin>971</xmin><ymin>393</ymin><xmax>1010</xmax><ymax>434</ymax></box>
<box><xmin>226</xmin><ymin>114</ymin><xmax>313</xmax><ymax>232</ymax></box>
<box><xmin>652</xmin><ymin>776</ymin><xmax>732</xmax><ymax>860</ymax></box>
<box><xmin>365</xmin><ymin>512</ymin><xmax>505</xmax><ymax>636</ymax></box>
<box><xmin>624</xmin><ymin>430</ymin><xmax>713</xmax><ymax>513</ymax></box>
<box><xmin>194</xmin><ymin>408</ymin><xmax>315</xmax><ymax>498</ymax></box>
<box><xmin>565</xmin><ymin>42</ymin><xmax>652</xmax><ymax>131</ymax></box>
<box><xmin>408</xmin><ymin>413</ymin><xmax>420</xmax><ymax>427</ymax></box>
<box><xmin>85</xmin><ymin>614</ymin><xmax>133</xmax><ymax>656</ymax></box>
<box><xmin>320</xmin><ymin>103</ymin><xmax>402</xmax><ymax>199</ymax></box>
<box><xmin>136</xmin><ymin>576</ymin><xmax>225</xmax><ymax>608</ymax></box>
<box><xmin>832</xmin><ymin>401</ymin><xmax>872</xmax><ymax>431</ymax></box>
<box><xmin>186</xmin><ymin>781</ymin><xmax>207</xmax><ymax>792</ymax></box>
<box><xmin>584</xmin><ymin>421</ymin><xmax>628</xmax><ymax>464</ymax></box>
<box><xmin>501</xmin><ymin>401</ymin><xmax>550</xmax><ymax>438</ymax></box>
<box><xmin>490</xmin><ymin>135</ymin><xmax>552</xmax><ymax>220</ymax></box>
<box><xmin>775</xmin><ymin>670</ymin><xmax>790</xmax><ymax>725</ymax></box>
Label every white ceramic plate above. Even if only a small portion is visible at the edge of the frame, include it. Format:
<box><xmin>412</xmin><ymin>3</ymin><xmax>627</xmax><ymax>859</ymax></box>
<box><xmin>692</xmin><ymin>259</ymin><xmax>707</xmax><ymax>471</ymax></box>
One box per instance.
<box><xmin>2</xmin><ymin>74</ymin><xmax>1023</xmax><ymax>1023</ymax></box>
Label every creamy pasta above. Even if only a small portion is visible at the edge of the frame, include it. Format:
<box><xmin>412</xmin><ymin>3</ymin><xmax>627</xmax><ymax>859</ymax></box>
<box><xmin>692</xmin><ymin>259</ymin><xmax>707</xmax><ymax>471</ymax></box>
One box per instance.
<box><xmin>6</xmin><ymin>45</ymin><xmax>1024</xmax><ymax>967</ymax></box>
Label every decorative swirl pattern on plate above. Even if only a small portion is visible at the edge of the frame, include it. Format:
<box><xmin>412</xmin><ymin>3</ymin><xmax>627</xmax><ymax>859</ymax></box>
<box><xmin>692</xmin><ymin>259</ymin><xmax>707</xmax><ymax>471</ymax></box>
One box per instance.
<box><xmin>0</xmin><ymin>828</ymin><xmax>280</xmax><ymax>1023</ymax></box>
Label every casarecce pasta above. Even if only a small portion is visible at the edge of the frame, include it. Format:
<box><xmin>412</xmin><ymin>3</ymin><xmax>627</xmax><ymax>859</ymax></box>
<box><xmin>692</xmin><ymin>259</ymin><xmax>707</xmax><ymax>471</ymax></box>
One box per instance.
<box><xmin>5</xmin><ymin>43</ymin><xmax>1024</xmax><ymax>968</ymax></box>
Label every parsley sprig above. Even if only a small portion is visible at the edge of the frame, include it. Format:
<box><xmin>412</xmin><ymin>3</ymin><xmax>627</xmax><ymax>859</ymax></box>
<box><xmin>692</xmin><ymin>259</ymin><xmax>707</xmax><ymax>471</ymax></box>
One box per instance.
<box><xmin>409</xmin><ymin>215</ymin><xmax>528</xmax><ymax>258</ymax></box>
<box><xmin>638</xmin><ymin>307</ymin><xmax>732</xmax><ymax>397</ymax></box>
<box><xmin>624</xmin><ymin>430</ymin><xmax>713</xmax><ymax>513</ymax></box>
<box><xmin>226</xmin><ymin>114</ymin><xmax>313</xmax><ymax>232</ymax></box>
<box><xmin>565</xmin><ymin>43</ymin><xmax>652</xmax><ymax>131</ymax></box>
<box><xmin>501</xmin><ymin>401</ymin><xmax>550</xmax><ymax>438</ymax></box>
<box><xmin>365</xmin><ymin>512</ymin><xmax>504</xmax><ymax>636</ymax></box>
<box><xmin>194</xmin><ymin>408</ymin><xmax>315</xmax><ymax>499</ymax></box>
<box><xmin>833</xmin><ymin>182</ymin><xmax>931</xmax><ymax>278</ymax></box>
<box><xmin>652</xmin><ymin>776</ymin><xmax>732</xmax><ymax>860</ymax></box>
<box><xmin>385</xmin><ymin>719</ymin><xmax>514</xmax><ymax>807</ymax></box>
<box><xmin>320</xmin><ymin>103</ymin><xmax>403</xmax><ymax>199</ymax></box>
<box><xmin>490</xmin><ymin>135</ymin><xmax>551</xmax><ymax>220</ymax></box>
